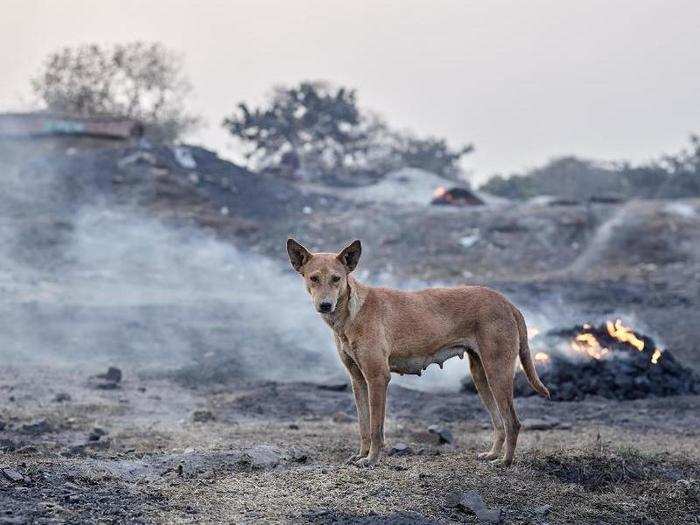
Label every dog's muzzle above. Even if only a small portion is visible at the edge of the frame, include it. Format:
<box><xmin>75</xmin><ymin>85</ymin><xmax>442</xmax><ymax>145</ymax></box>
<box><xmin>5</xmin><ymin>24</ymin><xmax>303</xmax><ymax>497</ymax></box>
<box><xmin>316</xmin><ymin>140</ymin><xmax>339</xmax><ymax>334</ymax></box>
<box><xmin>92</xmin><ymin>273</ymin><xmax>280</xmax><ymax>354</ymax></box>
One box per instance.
<box><xmin>318</xmin><ymin>301</ymin><xmax>333</xmax><ymax>313</ymax></box>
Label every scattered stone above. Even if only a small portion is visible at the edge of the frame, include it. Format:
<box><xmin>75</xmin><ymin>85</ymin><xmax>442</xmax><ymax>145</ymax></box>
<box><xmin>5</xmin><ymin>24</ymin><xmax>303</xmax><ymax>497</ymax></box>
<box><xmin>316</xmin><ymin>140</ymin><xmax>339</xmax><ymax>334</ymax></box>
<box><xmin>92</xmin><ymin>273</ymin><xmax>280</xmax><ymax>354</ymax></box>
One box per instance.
<box><xmin>53</xmin><ymin>392</ymin><xmax>71</xmax><ymax>403</ymax></box>
<box><xmin>1</xmin><ymin>468</ymin><xmax>26</xmax><ymax>484</ymax></box>
<box><xmin>428</xmin><ymin>424</ymin><xmax>453</xmax><ymax>444</ymax></box>
<box><xmin>0</xmin><ymin>439</ymin><xmax>19</xmax><ymax>451</ymax></box>
<box><xmin>522</xmin><ymin>418</ymin><xmax>560</xmax><ymax>431</ymax></box>
<box><xmin>15</xmin><ymin>445</ymin><xmax>38</xmax><ymax>454</ymax></box>
<box><xmin>96</xmin><ymin>367</ymin><xmax>122</xmax><ymax>383</ymax></box>
<box><xmin>117</xmin><ymin>151</ymin><xmax>157</xmax><ymax>169</ymax></box>
<box><xmin>238</xmin><ymin>445</ymin><xmax>281</xmax><ymax>470</ymax></box>
<box><xmin>88</xmin><ymin>428</ymin><xmax>107</xmax><ymax>441</ymax></box>
<box><xmin>534</xmin><ymin>504</ymin><xmax>552</xmax><ymax>518</ymax></box>
<box><xmin>451</xmin><ymin>490</ymin><xmax>502</xmax><ymax>524</ymax></box>
<box><xmin>192</xmin><ymin>410</ymin><xmax>216</xmax><ymax>423</ymax></box>
<box><xmin>388</xmin><ymin>442</ymin><xmax>413</xmax><ymax>456</ymax></box>
<box><xmin>95</xmin><ymin>381</ymin><xmax>120</xmax><ymax>390</ymax></box>
<box><xmin>20</xmin><ymin>419</ymin><xmax>52</xmax><ymax>436</ymax></box>
<box><xmin>282</xmin><ymin>448</ymin><xmax>309</xmax><ymax>463</ymax></box>
<box><xmin>317</xmin><ymin>382</ymin><xmax>348</xmax><ymax>392</ymax></box>
<box><xmin>332</xmin><ymin>411</ymin><xmax>354</xmax><ymax>424</ymax></box>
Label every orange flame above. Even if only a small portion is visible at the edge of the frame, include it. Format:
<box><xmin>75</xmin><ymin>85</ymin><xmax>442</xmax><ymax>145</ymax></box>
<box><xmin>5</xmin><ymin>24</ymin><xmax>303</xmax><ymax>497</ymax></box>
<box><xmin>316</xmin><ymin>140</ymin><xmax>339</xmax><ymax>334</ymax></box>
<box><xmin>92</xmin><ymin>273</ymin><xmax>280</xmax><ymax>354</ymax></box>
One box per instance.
<box><xmin>570</xmin><ymin>319</ymin><xmax>663</xmax><ymax>365</ymax></box>
<box><xmin>571</xmin><ymin>332</ymin><xmax>609</xmax><ymax>360</ymax></box>
<box><xmin>433</xmin><ymin>186</ymin><xmax>447</xmax><ymax>199</ymax></box>
<box><xmin>606</xmin><ymin>319</ymin><xmax>645</xmax><ymax>351</ymax></box>
<box><xmin>534</xmin><ymin>352</ymin><xmax>549</xmax><ymax>362</ymax></box>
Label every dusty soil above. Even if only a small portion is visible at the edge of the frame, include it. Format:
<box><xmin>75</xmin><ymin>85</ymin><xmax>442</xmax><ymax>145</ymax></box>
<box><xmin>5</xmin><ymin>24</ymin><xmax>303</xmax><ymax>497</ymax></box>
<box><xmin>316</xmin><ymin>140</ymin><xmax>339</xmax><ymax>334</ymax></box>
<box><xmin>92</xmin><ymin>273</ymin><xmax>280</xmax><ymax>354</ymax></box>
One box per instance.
<box><xmin>1</xmin><ymin>143</ymin><xmax>699</xmax><ymax>523</ymax></box>
<box><xmin>0</xmin><ymin>366</ymin><xmax>698</xmax><ymax>524</ymax></box>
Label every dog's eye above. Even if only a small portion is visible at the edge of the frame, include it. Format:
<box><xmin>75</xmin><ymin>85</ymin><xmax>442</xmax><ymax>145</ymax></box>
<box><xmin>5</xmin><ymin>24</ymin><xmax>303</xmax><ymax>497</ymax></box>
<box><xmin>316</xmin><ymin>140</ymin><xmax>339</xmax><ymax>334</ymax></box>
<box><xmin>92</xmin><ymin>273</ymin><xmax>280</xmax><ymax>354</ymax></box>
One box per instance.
<box><xmin>310</xmin><ymin>275</ymin><xmax>320</xmax><ymax>283</ymax></box>
<box><xmin>331</xmin><ymin>275</ymin><xmax>341</xmax><ymax>283</ymax></box>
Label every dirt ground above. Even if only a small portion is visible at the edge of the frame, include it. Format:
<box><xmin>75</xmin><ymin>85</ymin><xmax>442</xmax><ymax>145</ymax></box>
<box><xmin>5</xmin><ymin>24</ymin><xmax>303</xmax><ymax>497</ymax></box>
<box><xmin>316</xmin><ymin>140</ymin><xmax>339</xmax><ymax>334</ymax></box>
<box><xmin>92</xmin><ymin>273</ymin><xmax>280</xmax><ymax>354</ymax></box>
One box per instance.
<box><xmin>0</xmin><ymin>366</ymin><xmax>698</xmax><ymax>524</ymax></box>
<box><xmin>1</xmin><ymin>143</ymin><xmax>700</xmax><ymax>524</ymax></box>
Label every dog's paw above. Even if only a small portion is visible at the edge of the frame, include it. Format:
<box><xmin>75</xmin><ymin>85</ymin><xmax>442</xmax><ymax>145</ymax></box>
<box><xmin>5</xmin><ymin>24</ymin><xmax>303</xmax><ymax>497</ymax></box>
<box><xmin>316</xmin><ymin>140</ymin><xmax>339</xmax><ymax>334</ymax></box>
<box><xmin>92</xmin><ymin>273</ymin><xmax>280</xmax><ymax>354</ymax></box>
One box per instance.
<box><xmin>476</xmin><ymin>451</ymin><xmax>500</xmax><ymax>461</ymax></box>
<box><xmin>345</xmin><ymin>452</ymin><xmax>369</xmax><ymax>464</ymax></box>
<box><xmin>488</xmin><ymin>457</ymin><xmax>513</xmax><ymax>468</ymax></box>
<box><xmin>354</xmin><ymin>456</ymin><xmax>378</xmax><ymax>468</ymax></box>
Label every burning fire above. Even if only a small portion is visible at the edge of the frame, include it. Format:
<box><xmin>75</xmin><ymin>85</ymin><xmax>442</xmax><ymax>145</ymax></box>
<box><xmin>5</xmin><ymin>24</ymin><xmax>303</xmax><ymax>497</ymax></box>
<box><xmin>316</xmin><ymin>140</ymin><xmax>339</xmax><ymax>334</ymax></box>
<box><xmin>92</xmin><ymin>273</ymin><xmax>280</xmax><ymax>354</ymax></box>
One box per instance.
<box><xmin>606</xmin><ymin>319</ymin><xmax>644</xmax><ymax>351</ymax></box>
<box><xmin>534</xmin><ymin>352</ymin><xmax>549</xmax><ymax>362</ymax></box>
<box><xmin>571</xmin><ymin>319</ymin><xmax>662</xmax><ymax>364</ymax></box>
<box><xmin>433</xmin><ymin>186</ymin><xmax>448</xmax><ymax>199</ymax></box>
<box><xmin>527</xmin><ymin>326</ymin><xmax>540</xmax><ymax>339</ymax></box>
<box><xmin>529</xmin><ymin>319</ymin><xmax>664</xmax><ymax>365</ymax></box>
<box><xmin>571</xmin><ymin>332</ymin><xmax>609</xmax><ymax>360</ymax></box>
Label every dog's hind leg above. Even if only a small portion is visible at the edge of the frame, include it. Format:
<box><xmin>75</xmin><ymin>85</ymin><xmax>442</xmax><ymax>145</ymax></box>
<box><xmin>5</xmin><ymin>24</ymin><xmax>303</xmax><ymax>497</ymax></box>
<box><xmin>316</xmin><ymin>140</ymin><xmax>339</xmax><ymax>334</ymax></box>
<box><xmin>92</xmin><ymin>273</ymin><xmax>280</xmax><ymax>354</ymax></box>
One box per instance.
<box><xmin>468</xmin><ymin>352</ymin><xmax>505</xmax><ymax>461</ymax></box>
<box><xmin>478</xmin><ymin>334</ymin><xmax>521</xmax><ymax>466</ymax></box>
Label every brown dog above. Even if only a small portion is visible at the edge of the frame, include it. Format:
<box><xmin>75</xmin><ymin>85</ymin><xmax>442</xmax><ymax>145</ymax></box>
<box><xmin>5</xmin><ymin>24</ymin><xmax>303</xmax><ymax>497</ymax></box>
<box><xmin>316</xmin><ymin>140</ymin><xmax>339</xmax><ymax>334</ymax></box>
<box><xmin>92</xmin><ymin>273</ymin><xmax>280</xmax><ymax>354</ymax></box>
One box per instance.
<box><xmin>287</xmin><ymin>238</ymin><xmax>549</xmax><ymax>467</ymax></box>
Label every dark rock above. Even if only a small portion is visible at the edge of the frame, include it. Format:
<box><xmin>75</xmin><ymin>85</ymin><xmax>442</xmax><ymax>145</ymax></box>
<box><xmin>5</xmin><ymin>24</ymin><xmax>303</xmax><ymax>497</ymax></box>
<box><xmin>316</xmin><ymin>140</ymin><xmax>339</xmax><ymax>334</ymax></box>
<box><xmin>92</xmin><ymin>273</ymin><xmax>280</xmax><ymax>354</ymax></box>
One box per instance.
<box><xmin>522</xmin><ymin>418</ymin><xmax>560</xmax><ymax>431</ymax></box>
<box><xmin>96</xmin><ymin>367</ymin><xmax>122</xmax><ymax>384</ymax></box>
<box><xmin>20</xmin><ymin>419</ymin><xmax>52</xmax><ymax>435</ymax></box>
<box><xmin>452</xmin><ymin>490</ymin><xmax>502</xmax><ymax>524</ymax></box>
<box><xmin>282</xmin><ymin>448</ymin><xmax>309</xmax><ymax>463</ymax></box>
<box><xmin>288</xmin><ymin>423</ymin><xmax>300</xmax><ymax>430</ymax></box>
<box><xmin>0</xmin><ymin>419</ymin><xmax>5</xmax><ymax>431</ymax></box>
<box><xmin>95</xmin><ymin>381</ymin><xmax>120</xmax><ymax>390</ymax></box>
<box><xmin>0</xmin><ymin>439</ymin><xmax>19</xmax><ymax>451</ymax></box>
<box><xmin>53</xmin><ymin>392</ymin><xmax>72</xmax><ymax>402</ymax></box>
<box><xmin>427</xmin><ymin>424</ymin><xmax>453</xmax><ymax>444</ymax></box>
<box><xmin>317</xmin><ymin>382</ymin><xmax>348</xmax><ymax>392</ymax></box>
<box><xmin>15</xmin><ymin>445</ymin><xmax>38</xmax><ymax>454</ymax></box>
<box><xmin>192</xmin><ymin>410</ymin><xmax>216</xmax><ymax>423</ymax></box>
<box><xmin>1</xmin><ymin>468</ymin><xmax>26</xmax><ymax>484</ymax></box>
<box><xmin>88</xmin><ymin>428</ymin><xmax>107</xmax><ymax>441</ymax></box>
<box><xmin>388</xmin><ymin>442</ymin><xmax>412</xmax><ymax>456</ymax></box>
<box><xmin>238</xmin><ymin>445</ymin><xmax>281</xmax><ymax>470</ymax></box>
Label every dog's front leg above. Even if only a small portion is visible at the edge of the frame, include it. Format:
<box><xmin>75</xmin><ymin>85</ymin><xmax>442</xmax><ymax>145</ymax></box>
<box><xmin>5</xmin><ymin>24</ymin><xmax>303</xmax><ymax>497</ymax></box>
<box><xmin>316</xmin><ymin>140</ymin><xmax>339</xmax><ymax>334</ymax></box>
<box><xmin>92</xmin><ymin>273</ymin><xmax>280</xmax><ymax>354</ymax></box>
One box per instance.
<box><xmin>355</xmin><ymin>368</ymin><xmax>390</xmax><ymax>467</ymax></box>
<box><xmin>336</xmin><ymin>341</ymin><xmax>370</xmax><ymax>462</ymax></box>
<box><xmin>348</xmin><ymin>372</ymin><xmax>370</xmax><ymax>462</ymax></box>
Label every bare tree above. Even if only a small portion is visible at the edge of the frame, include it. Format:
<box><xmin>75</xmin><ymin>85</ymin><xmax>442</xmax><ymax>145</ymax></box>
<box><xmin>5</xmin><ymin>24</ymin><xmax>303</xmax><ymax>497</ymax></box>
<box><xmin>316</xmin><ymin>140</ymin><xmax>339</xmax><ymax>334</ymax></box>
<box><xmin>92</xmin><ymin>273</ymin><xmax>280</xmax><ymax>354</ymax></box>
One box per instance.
<box><xmin>32</xmin><ymin>42</ymin><xmax>198</xmax><ymax>142</ymax></box>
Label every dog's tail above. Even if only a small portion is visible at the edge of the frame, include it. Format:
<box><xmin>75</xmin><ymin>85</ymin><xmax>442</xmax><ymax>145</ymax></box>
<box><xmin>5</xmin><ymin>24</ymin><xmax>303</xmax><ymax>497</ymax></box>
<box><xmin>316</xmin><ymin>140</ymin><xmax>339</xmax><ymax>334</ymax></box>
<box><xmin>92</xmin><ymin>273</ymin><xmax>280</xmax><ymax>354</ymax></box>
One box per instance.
<box><xmin>513</xmin><ymin>306</ymin><xmax>550</xmax><ymax>398</ymax></box>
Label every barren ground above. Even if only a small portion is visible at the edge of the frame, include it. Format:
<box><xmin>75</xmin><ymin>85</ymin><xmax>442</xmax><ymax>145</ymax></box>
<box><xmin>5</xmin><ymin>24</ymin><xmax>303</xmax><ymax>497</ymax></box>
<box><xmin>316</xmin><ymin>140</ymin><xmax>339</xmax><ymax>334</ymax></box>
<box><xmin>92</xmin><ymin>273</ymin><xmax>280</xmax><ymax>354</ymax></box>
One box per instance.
<box><xmin>1</xmin><ymin>144</ymin><xmax>699</xmax><ymax>524</ymax></box>
<box><xmin>0</xmin><ymin>366</ymin><xmax>698</xmax><ymax>524</ymax></box>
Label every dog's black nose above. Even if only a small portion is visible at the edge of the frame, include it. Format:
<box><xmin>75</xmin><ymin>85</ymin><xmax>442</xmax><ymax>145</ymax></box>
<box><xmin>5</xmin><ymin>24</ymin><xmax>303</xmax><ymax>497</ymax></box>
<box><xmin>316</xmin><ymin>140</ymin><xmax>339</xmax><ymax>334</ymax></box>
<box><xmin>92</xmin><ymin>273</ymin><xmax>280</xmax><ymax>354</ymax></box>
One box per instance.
<box><xmin>318</xmin><ymin>302</ymin><xmax>333</xmax><ymax>313</ymax></box>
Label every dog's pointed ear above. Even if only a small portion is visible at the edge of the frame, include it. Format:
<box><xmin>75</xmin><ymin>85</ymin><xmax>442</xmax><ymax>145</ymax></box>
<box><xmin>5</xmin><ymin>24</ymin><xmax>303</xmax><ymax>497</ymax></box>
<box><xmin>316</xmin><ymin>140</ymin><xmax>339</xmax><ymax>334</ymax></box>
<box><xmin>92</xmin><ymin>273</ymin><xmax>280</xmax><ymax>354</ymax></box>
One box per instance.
<box><xmin>287</xmin><ymin>238</ymin><xmax>312</xmax><ymax>272</ymax></box>
<box><xmin>337</xmin><ymin>240</ymin><xmax>362</xmax><ymax>273</ymax></box>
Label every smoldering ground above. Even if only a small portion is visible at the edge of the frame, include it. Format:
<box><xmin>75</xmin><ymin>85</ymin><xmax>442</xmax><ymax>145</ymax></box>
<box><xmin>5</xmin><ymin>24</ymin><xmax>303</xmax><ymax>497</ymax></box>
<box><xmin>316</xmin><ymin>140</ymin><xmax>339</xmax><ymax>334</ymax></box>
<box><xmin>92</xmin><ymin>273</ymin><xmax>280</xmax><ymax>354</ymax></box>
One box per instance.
<box><xmin>0</xmin><ymin>149</ymin><xmax>343</xmax><ymax>383</ymax></box>
<box><xmin>0</xmin><ymin>146</ymin><xmax>698</xmax><ymax>524</ymax></box>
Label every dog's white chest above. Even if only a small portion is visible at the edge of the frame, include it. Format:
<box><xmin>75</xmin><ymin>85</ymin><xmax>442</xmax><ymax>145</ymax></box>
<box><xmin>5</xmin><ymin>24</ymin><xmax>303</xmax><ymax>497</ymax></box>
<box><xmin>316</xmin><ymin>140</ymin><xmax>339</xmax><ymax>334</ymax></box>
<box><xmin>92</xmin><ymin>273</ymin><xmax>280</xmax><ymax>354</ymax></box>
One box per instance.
<box><xmin>389</xmin><ymin>344</ymin><xmax>471</xmax><ymax>376</ymax></box>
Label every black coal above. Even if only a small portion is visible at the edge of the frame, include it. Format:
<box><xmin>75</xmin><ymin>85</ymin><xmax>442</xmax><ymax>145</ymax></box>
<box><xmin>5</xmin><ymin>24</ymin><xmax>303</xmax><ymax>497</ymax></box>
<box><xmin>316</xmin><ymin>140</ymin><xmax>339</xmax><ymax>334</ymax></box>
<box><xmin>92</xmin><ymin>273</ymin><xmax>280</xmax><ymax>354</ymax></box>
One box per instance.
<box><xmin>463</xmin><ymin>322</ymin><xmax>698</xmax><ymax>401</ymax></box>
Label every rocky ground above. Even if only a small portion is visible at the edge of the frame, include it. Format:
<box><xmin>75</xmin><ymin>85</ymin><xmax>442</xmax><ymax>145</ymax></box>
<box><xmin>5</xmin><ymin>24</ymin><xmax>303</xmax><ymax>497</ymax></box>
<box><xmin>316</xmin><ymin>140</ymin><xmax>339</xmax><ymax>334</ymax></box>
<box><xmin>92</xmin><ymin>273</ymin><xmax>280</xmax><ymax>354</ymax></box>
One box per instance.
<box><xmin>0</xmin><ymin>366</ymin><xmax>698</xmax><ymax>524</ymax></box>
<box><xmin>1</xmin><ymin>142</ymin><xmax>699</xmax><ymax>523</ymax></box>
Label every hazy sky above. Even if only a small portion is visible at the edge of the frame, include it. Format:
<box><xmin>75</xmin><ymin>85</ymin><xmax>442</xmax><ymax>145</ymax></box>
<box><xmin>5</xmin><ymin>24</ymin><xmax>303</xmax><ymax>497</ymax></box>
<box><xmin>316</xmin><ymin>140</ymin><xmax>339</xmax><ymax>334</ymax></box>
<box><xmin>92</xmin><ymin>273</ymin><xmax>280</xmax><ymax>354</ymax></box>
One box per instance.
<box><xmin>2</xmin><ymin>0</ymin><xmax>699</xmax><ymax>180</ymax></box>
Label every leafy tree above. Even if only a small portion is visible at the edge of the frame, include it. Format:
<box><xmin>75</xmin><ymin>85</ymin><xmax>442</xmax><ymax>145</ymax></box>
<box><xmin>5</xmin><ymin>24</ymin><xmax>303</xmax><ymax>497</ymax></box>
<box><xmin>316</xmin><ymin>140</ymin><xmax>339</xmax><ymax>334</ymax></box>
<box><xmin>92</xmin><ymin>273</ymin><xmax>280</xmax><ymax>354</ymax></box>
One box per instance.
<box><xmin>223</xmin><ymin>81</ymin><xmax>472</xmax><ymax>182</ymax></box>
<box><xmin>480</xmin><ymin>136</ymin><xmax>700</xmax><ymax>200</ymax></box>
<box><xmin>32</xmin><ymin>42</ymin><xmax>198</xmax><ymax>142</ymax></box>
